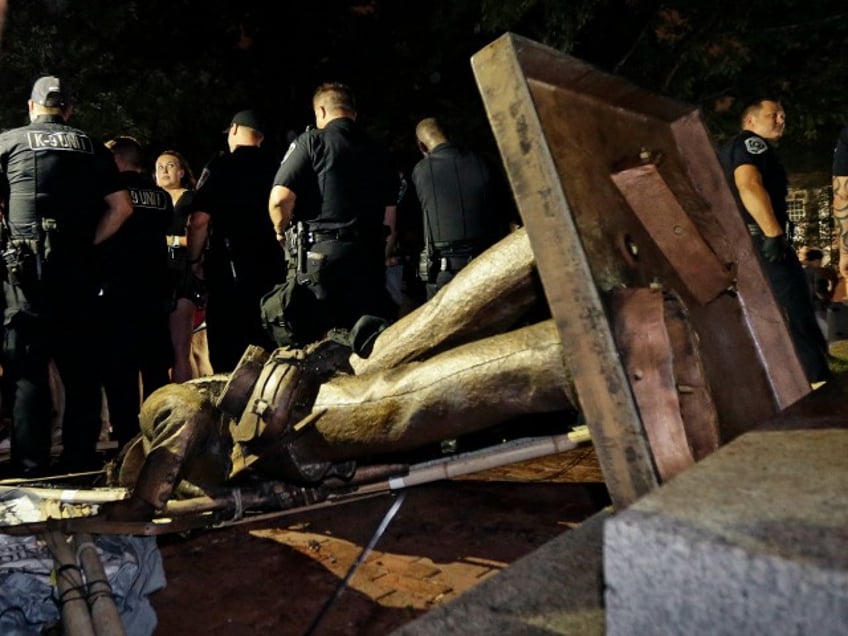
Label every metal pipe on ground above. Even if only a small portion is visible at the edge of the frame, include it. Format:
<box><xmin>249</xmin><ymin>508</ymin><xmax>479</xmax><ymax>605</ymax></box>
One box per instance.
<box><xmin>358</xmin><ymin>431</ymin><xmax>589</xmax><ymax>493</ymax></box>
<box><xmin>162</xmin><ymin>432</ymin><xmax>591</xmax><ymax>523</ymax></box>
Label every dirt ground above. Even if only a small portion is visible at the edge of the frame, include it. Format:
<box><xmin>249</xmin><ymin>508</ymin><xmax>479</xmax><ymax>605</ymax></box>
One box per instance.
<box><xmin>149</xmin><ymin>444</ymin><xmax>608</xmax><ymax>636</ymax></box>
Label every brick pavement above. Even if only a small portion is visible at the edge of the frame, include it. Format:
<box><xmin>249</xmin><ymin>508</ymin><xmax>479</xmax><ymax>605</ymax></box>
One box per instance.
<box><xmin>250</xmin><ymin>526</ymin><xmax>505</xmax><ymax>610</ymax></box>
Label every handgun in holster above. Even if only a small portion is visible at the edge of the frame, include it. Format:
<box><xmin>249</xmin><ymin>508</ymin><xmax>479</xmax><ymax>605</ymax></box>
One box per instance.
<box><xmin>3</xmin><ymin>240</ymin><xmax>40</xmax><ymax>287</ymax></box>
<box><xmin>295</xmin><ymin>221</ymin><xmax>307</xmax><ymax>276</ymax></box>
<box><xmin>293</xmin><ymin>222</ymin><xmax>327</xmax><ymax>300</ymax></box>
<box><xmin>418</xmin><ymin>248</ymin><xmax>436</xmax><ymax>283</ymax></box>
<box><xmin>40</xmin><ymin>218</ymin><xmax>58</xmax><ymax>264</ymax></box>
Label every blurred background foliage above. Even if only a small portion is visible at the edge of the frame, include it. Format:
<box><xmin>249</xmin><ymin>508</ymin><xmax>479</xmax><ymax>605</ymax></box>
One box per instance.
<box><xmin>0</xmin><ymin>0</ymin><xmax>845</xmax><ymax>177</ymax></box>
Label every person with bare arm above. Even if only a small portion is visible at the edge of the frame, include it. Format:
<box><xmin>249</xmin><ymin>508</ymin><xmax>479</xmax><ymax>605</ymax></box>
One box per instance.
<box><xmin>832</xmin><ymin>125</ymin><xmax>848</xmax><ymax>280</ymax></box>
<box><xmin>0</xmin><ymin>76</ymin><xmax>133</xmax><ymax>475</ymax></box>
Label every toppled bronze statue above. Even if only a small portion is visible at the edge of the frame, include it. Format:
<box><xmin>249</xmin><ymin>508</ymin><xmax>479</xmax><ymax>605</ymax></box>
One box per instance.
<box><xmin>104</xmin><ymin>228</ymin><xmax>578</xmax><ymax>520</ymax></box>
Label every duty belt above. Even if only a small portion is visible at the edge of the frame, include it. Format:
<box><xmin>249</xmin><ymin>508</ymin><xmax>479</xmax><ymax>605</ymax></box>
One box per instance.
<box><xmin>433</xmin><ymin>240</ymin><xmax>484</xmax><ymax>252</ymax></box>
<box><xmin>310</xmin><ymin>229</ymin><xmax>359</xmax><ymax>243</ymax></box>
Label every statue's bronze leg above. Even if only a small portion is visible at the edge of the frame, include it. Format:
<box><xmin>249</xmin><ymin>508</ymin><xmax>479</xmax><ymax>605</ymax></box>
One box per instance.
<box><xmin>295</xmin><ymin>320</ymin><xmax>576</xmax><ymax>460</ymax></box>
<box><xmin>351</xmin><ymin>227</ymin><xmax>540</xmax><ymax>374</ymax></box>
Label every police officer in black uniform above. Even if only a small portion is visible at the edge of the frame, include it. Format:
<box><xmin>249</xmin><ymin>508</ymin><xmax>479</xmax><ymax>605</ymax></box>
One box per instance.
<box><xmin>412</xmin><ymin>117</ymin><xmax>510</xmax><ymax>299</ymax></box>
<box><xmin>186</xmin><ymin>110</ymin><xmax>284</xmax><ymax>373</ymax></box>
<box><xmin>0</xmin><ymin>76</ymin><xmax>133</xmax><ymax>475</ymax></box>
<box><xmin>101</xmin><ymin>136</ymin><xmax>173</xmax><ymax>450</ymax></box>
<box><xmin>719</xmin><ymin>97</ymin><xmax>830</xmax><ymax>384</ymax></box>
<box><xmin>266</xmin><ymin>82</ymin><xmax>399</xmax><ymax>348</ymax></box>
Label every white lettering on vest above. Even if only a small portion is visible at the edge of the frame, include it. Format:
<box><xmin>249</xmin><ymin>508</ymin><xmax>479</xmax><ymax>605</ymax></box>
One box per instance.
<box><xmin>130</xmin><ymin>188</ymin><xmax>169</xmax><ymax>210</ymax></box>
<box><xmin>27</xmin><ymin>131</ymin><xmax>94</xmax><ymax>153</ymax></box>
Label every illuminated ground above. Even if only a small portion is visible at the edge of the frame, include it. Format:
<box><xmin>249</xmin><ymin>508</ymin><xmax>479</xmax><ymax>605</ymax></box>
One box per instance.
<box><xmin>150</xmin><ymin>444</ymin><xmax>607</xmax><ymax>636</ymax></box>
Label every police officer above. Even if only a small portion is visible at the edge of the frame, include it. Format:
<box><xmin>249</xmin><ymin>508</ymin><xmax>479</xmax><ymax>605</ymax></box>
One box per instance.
<box><xmin>832</xmin><ymin>124</ymin><xmax>848</xmax><ymax>279</ymax></box>
<box><xmin>186</xmin><ymin>109</ymin><xmax>284</xmax><ymax>373</ymax></box>
<box><xmin>267</xmin><ymin>82</ymin><xmax>399</xmax><ymax>347</ymax></box>
<box><xmin>412</xmin><ymin>117</ymin><xmax>510</xmax><ymax>299</ymax></box>
<box><xmin>719</xmin><ymin>97</ymin><xmax>830</xmax><ymax>384</ymax></box>
<box><xmin>101</xmin><ymin>136</ymin><xmax>173</xmax><ymax>450</ymax></box>
<box><xmin>0</xmin><ymin>76</ymin><xmax>133</xmax><ymax>475</ymax></box>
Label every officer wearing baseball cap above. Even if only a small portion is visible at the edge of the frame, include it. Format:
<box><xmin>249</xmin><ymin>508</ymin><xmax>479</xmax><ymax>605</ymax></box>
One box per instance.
<box><xmin>223</xmin><ymin>109</ymin><xmax>264</xmax><ymax>134</ymax></box>
<box><xmin>30</xmin><ymin>75</ymin><xmax>69</xmax><ymax>108</ymax></box>
<box><xmin>0</xmin><ymin>75</ymin><xmax>134</xmax><ymax>476</ymax></box>
<box><xmin>185</xmin><ymin>109</ymin><xmax>285</xmax><ymax>373</ymax></box>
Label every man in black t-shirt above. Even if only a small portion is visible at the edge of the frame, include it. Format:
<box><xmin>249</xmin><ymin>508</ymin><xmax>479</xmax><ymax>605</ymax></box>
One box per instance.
<box><xmin>101</xmin><ymin>136</ymin><xmax>173</xmax><ymax>449</ymax></box>
<box><xmin>719</xmin><ymin>98</ymin><xmax>830</xmax><ymax>384</ymax></box>
<box><xmin>186</xmin><ymin>110</ymin><xmax>285</xmax><ymax>373</ymax></box>
<box><xmin>412</xmin><ymin>117</ymin><xmax>509</xmax><ymax>299</ymax></box>
<box><xmin>267</xmin><ymin>83</ymin><xmax>398</xmax><ymax>347</ymax></box>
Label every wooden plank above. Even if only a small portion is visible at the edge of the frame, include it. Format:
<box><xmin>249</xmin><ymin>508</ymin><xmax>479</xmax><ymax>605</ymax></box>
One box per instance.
<box><xmin>472</xmin><ymin>35</ymin><xmax>659</xmax><ymax>508</ymax></box>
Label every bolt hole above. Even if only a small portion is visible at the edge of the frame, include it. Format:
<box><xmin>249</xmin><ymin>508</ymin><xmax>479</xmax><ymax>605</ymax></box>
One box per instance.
<box><xmin>618</xmin><ymin>233</ymin><xmax>639</xmax><ymax>267</ymax></box>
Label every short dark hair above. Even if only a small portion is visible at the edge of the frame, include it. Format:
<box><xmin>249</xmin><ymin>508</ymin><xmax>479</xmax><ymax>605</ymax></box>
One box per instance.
<box><xmin>106</xmin><ymin>135</ymin><xmax>145</xmax><ymax>169</ymax></box>
<box><xmin>313</xmin><ymin>82</ymin><xmax>356</xmax><ymax>114</ymax></box>
<box><xmin>739</xmin><ymin>97</ymin><xmax>782</xmax><ymax>126</ymax></box>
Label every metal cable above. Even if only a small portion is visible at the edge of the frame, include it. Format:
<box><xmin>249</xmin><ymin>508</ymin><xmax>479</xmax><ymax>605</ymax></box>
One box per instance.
<box><xmin>302</xmin><ymin>491</ymin><xmax>407</xmax><ymax>636</ymax></box>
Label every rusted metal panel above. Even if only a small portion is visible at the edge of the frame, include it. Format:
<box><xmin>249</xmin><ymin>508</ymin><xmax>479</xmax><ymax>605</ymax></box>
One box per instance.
<box><xmin>611</xmin><ymin>288</ymin><xmax>699</xmax><ymax>482</ymax></box>
<box><xmin>471</xmin><ymin>33</ymin><xmax>809</xmax><ymax>507</ymax></box>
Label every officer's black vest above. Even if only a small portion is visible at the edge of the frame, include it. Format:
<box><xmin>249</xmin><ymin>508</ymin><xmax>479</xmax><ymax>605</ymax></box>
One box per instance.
<box><xmin>5</xmin><ymin>122</ymin><xmax>100</xmax><ymax>246</ymax></box>
<box><xmin>417</xmin><ymin>144</ymin><xmax>496</xmax><ymax>252</ymax></box>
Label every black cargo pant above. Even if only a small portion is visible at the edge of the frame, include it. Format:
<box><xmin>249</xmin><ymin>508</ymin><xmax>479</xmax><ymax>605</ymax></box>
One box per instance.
<box><xmin>751</xmin><ymin>234</ymin><xmax>832</xmax><ymax>384</ymax></box>
<box><xmin>99</xmin><ymin>293</ymin><xmax>172</xmax><ymax>450</ymax></box>
<box><xmin>267</xmin><ymin>238</ymin><xmax>395</xmax><ymax>348</ymax></box>
<box><xmin>3</xmin><ymin>278</ymin><xmax>105</xmax><ymax>475</ymax></box>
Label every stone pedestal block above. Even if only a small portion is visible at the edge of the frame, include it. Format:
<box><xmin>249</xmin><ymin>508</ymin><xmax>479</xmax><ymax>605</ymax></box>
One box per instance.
<box><xmin>605</xmin><ymin>427</ymin><xmax>848</xmax><ymax>635</ymax></box>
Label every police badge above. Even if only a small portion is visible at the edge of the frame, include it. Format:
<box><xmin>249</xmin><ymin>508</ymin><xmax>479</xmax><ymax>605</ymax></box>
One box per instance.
<box><xmin>744</xmin><ymin>136</ymin><xmax>768</xmax><ymax>155</ymax></box>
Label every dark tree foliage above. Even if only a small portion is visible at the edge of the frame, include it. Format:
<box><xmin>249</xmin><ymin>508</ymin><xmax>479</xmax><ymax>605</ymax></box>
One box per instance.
<box><xmin>0</xmin><ymin>0</ymin><xmax>244</xmax><ymax>169</ymax></box>
<box><xmin>0</xmin><ymin>0</ymin><xmax>846</xmax><ymax>176</ymax></box>
<box><xmin>481</xmin><ymin>0</ymin><xmax>848</xmax><ymax>172</ymax></box>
